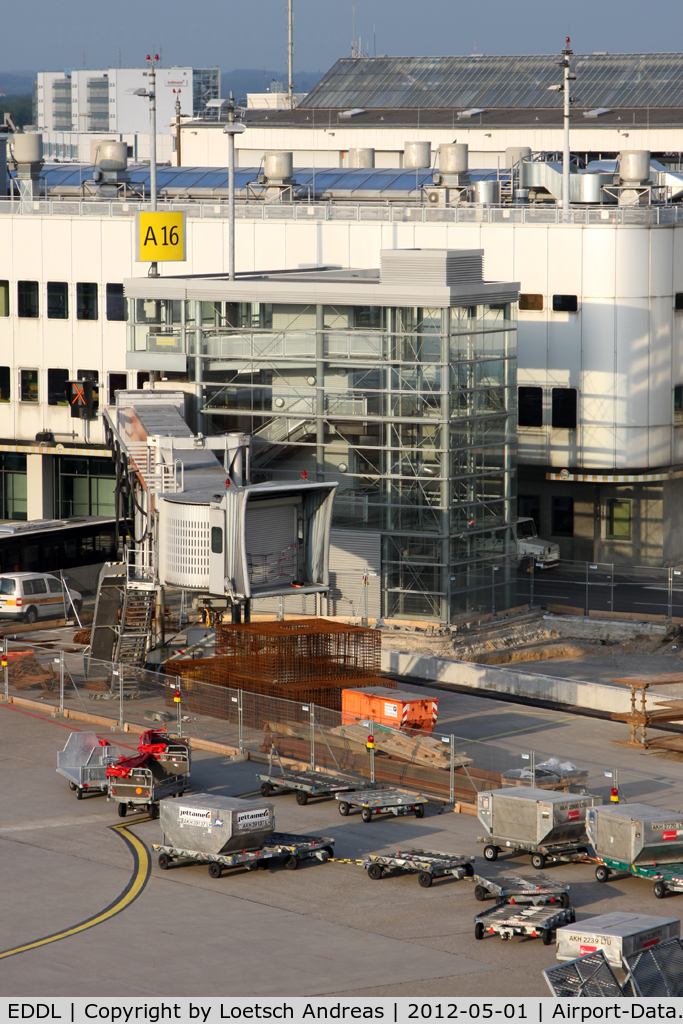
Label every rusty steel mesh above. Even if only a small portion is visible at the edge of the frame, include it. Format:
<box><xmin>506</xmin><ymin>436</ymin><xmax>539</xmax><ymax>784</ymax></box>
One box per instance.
<box><xmin>214</xmin><ymin>619</ymin><xmax>381</xmax><ymax>684</ymax></box>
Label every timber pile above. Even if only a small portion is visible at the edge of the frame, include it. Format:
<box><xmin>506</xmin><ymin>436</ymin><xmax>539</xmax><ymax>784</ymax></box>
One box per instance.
<box><xmin>9</xmin><ymin>652</ymin><xmax>57</xmax><ymax>692</ymax></box>
<box><xmin>72</xmin><ymin>629</ymin><xmax>92</xmax><ymax>645</ymax></box>
<box><xmin>610</xmin><ymin>672</ymin><xmax>683</xmax><ymax>746</ymax></box>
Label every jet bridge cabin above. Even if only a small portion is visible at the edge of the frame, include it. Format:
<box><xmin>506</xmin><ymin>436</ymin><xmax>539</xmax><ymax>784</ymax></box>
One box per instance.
<box><xmin>157</xmin><ymin>479</ymin><xmax>337</xmax><ymax>600</ymax></box>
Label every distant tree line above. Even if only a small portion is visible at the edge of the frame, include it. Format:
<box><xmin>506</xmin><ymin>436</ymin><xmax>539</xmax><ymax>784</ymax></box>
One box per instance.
<box><xmin>0</xmin><ymin>94</ymin><xmax>33</xmax><ymax>128</ymax></box>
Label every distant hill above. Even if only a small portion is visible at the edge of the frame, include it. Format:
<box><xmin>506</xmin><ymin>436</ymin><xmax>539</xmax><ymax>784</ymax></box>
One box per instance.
<box><xmin>221</xmin><ymin>69</ymin><xmax>324</xmax><ymax>104</ymax></box>
<box><xmin>0</xmin><ymin>71</ymin><xmax>35</xmax><ymax>96</ymax></box>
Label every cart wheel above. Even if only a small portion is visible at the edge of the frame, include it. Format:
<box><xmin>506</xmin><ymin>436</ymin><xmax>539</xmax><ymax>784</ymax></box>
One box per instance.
<box><xmin>285</xmin><ymin>855</ymin><xmax>299</xmax><ymax>870</ymax></box>
<box><xmin>367</xmin><ymin>863</ymin><xmax>383</xmax><ymax>880</ymax></box>
<box><xmin>560</xmin><ymin>892</ymin><xmax>571</xmax><ymax>910</ymax></box>
<box><xmin>261</xmin><ymin>783</ymin><xmax>272</xmax><ymax>797</ymax></box>
<box><xmin>158</xmin><ymin>853</ymin><xmax>170</xmax><ymax>870</ymax></box>
<box><xmin>531</xmin><ymin>853</ymin><xmax>546</xmax><ymax>870</ymax></box>
<box><xmin>69</xmin><ymin>781</ymin><xmax>77</xmax><ymax>791</ymax></box>
<box><xmin>338</xmin><ymin>801</ymin><xmax>350</xmax><ymax>816</ymax></box>
<box><xmin>117</xmin><ymin>803</ymin><xmax>127</xmax><ymax>818</ymax></box>
<box><xmin>148</xmin><ymin>804</ymin><xmax>159</xmax><ymax>820</ymax></box>
<box><xmin>322</xmin><ymin>846</ymin><xmax>334</xmax><ymax>861</ymax></box>
<box><xmin>296</xmin><ymin>791</ymin><xmax>308</xmax><ymax>806</ymax></box>
<box><xmin>208</xmin><ymin>862</ymin><xmax>222</xmax><ymax>879</ymax></box>
<box><xmin>595</xmin><ymin>865</ymin><xmax>610</xmax><ymax>883</ymax></box>
<box><xmin>654</xmin><ymin>880</ymin><xmax>667</xmax><ymax>899</ymax></box>
<box><xmin>569</xmin><ymin>909</ymin><xmax>576</xmax><ymax>923</ymax></box>
<box><xmin>483</xmin><ymin>845</ymin><xmax>498</xmax><ymax>861</ymax></box>
<box><xmin>76</xmin><ymin>788</ymin><xmax>83</xmax><ymax>800</ymax></box>
<box><xmin>474</xmin><ymin>922</ymin><xmax>485</xmax><ymax>940</ymax></box>
<box><xmin>474</xmin><ymin>885</ymin><xmax>486</xmax><ymax>902</ymax></box>
<box><xmin>418</xmin><ymin>871</ymin><xmax>433</xmax><ymax>888</ymax></box>
<box><xmin>361</xmin><ymin>808</ymin><xmax>373</xmax><ymax>823</ymax></box>
<box><xmin>542</xmin><ymin>929</ymin><xmax>554</xmax><ymax>946</ymax></box>
<box><xmin>414</xmin><ymin>804</ymin><xmax>425</xmax><ymax>819</ymax></box>
<box><xmin>464</xmin><ymin>862</ymin><xmax>474</xmax><ymax>877</ymax></box>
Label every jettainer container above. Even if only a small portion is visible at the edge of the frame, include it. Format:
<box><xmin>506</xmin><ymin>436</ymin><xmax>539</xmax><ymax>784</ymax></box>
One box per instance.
<box><xmin>586</xmin><ymin>803</ymin><xmax>683</xmax><ymax>866</ymax></box>
<box><xmin>478</xmin><ymin>788</ymin><xmax>596</xmax><ymax>847</ymax></box>
<box><xmin>159</xmin><ymin>794</ymin><xmax>274</xmax><ymax>855</ymax></box>
<box><xmin>341</xmin><ymin>686</ymin><xmax>438</xmax><ymax>732</ymax></box>
<box><xmin>556</xmin><ymin>912</ymin><xmax>680</xmax><ymax>967</ymax></box>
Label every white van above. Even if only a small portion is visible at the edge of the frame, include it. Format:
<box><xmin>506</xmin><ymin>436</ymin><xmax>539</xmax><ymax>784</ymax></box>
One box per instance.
<box><xmin>0</xmin><ymin>573</ymin><xmax>82</xmax><ymax>624</ymax></box>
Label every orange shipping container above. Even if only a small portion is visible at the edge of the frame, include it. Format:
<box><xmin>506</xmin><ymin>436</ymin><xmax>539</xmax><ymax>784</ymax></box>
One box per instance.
<box><xmin>341</xmin><ymin>686</ymin><xmax>438</xmax><ymax>733</ymax></box>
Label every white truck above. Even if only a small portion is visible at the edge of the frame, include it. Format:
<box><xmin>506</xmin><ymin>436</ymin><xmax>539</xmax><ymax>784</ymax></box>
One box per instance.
<box><xmin>516</xmin><ymin>517</ymin><xmax>560</xmax><ymax>569</ymax></box>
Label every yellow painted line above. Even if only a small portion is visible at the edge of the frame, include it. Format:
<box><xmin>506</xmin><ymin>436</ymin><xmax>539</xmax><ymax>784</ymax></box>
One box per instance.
<box><xmin>236</xmin><ymin>790</ymin><xmax>262</xmax><ymax>798</ymax></box>
<box><xmin>0</xmin><ymin>820</ymin><xmax>151</xmax><ymax>960</ymax></box>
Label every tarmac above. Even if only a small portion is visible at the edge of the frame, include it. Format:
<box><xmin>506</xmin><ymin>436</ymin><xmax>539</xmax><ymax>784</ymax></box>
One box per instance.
<box><xmin>2</xmin><ymin>683</ymin><xmax>683</xmax><ymax>998</ymax></box>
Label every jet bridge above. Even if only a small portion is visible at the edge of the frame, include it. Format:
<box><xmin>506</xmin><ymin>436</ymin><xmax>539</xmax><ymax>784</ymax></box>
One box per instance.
<box><xmin>102</xmin><ymin>390</ymin><xmax>336</xmax><ymax>649</ymax></box>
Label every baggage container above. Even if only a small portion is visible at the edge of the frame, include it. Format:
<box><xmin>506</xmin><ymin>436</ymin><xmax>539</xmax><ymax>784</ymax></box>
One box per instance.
<box><xmin>341</xmin><ymin>686</ymin><xmax>438</xmax><ymax>732</ymax></box>
<box><xmin>478</xmin><ymin>787</ymin><xmax>595</xmax><ymax>847</ymax></box>
<box><xmin>159</xmin><ymin>794</ymin><xmax>274</xmax><ymax>855</ymax></box>
<box><xmin>587</xmin><ymin>803</ymin><xmax>683</xmax><ymax>867</ymax></box>
<box><xmin>556</xmin><ymin>912</ymin><xmax>680</xmax><ymax>967</ymax></box>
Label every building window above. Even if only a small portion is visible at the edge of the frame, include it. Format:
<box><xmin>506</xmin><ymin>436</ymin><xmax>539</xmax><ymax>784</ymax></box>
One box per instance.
<box><xmin>608</xmin><ymin>499</ymin><xmax>631</xmax><ymax>539</ymax></box>
<box><xmin>47</xmin><ymin>282</ymin><xmax>69</xmax><ymax>319</ymax></box>
<box><xmin>552</xmin><ymin>294</ymin><xmax>579</xmax><ymax>313</ymax></box>
<box><xmin>551</xmin><ymin>387</ymin><xmax>577</xmax><ymax>429</ymax></box>
<box><xmin>18</xmin><ymin>281</ymin><xmax>39</xmax><ymax>318</ymax></box>
<box><xmin>675</xmin><ymin>294</ymin><xmax>683</xmax><ymax>312</ymax></box>
<box><xmin>77</xmin><ymin>370</ymin><xmax>99</xmax><ymax>413</ymax></box>
<box><xmin>55</xmin><ymin>455</ymin><xmax>116</xmax><ymax>518</ymax></box>
<box><xmin>20</xmin><ymin>369</ymin><xmax>38</xmax><ymax>403</ymax></box>
<box><xmin>519</xmin><ymin>293</ymin><xmax>544</xmax><ymax>312</ymax></box>
<box><xmin>0</xmin><ymin>280</ymin><xmax>8</xmax><ymax>317</ymax></box>
<box><xmin>76</xmin><ymin>283</ymin><xmax>98</xmax><ymax>321</ymax></box>
<box><xmin>0</xmin><ymin>366</ymin><xmax>9</xmax><ymax>402</ymax></box>
<box><xmin>552</xmin><ymin>496</ymin><xmax>574</xmax><ymax>537</ymax></box>
<box><xmin>0</xmin><ymin>453</ymin><xmax>27</xmax><ymax>520</ymax></box>
<box><xmin>106</xmin><ymin>283</ymin><xmax>126</xmax><ymax>321</ymax></box>
<box><xmin>518</xmin><ymin>386</ymin><xmax>543</xmax><ymax>427</ymax></box>
<box><xmin>137</xmin><ymin>372</ymin><xmax>150</xmax><ymax>389</ymax></box>
<box><xmin>47</xmin><ymin>368</ymin><xmax>70</xmax><ymax>406</ymax></box>
<box><xmin>675</xmin><ymin>385</ymin><xmax>683</xmax><ymax>426</ymax></box>
<box><xmin>108</xmin><ymin>372</ymin><xmax>127</xmax><ymax>405</ymax></box>
<box><xmin>518</xmin><ymin>494</ymin><xmax>541</xmax><ymax>533</ymax></box>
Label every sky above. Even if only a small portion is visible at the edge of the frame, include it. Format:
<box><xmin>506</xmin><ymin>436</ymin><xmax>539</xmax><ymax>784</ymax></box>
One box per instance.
<box><xmin>6</xmin><ymin>0</ymin><xmax>683</xmax><ymax>74</ymax></box>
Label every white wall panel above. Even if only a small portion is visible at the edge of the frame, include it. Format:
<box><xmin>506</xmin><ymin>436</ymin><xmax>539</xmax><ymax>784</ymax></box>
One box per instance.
<box><xmin>582</xmin><ymin>300</ymin><xmax>615</xmax><ymax>378</ymax></box>
<box><xmin>615</xmin><ymin>426</ymin><xmax>649</xmax><ymax>467</ymax></box>
<box><xmin>189</xmin><ymin>221</ymin><xmax>222</xmax><ymax>276</ymax></box>
<box><xmin>548</xmin><ymin>314</ymin><xmax>581</xmax><ymax>386</ymax></box>
<box><xmin>582</xmin><ymin>229</ymin><xmax>615</xmax><ymax>298</ymax></box>
<box><xmin>516</xmin><ymin>318</ymin><xmax>547</xmax><ymax>374</ymax></box>
<box><xmin>648</xmin><ymin>425</ymin><xmax>670</xmax><ymax>468</ymax></box>
<box><xmin>650</xmin><ymin>229</ymin><xmax>673</xmax><ymax>298</ymax></box>
<box><xmin>616</xmin><ymin>228</ymin><xmax>649</xmax><ymax>298</ymax></box>
<box><xmin>615</xmin><ymin>299</ymin><xmax>649</xmax><ymax>426</ymax></box>
<box><xmin>547</xmin><ymin>228</ymin><xmax>582</xmax><ymax>296</ymax></box>
<box><xmin>348</xmin><ymin>224</ymin><xmax>383</xmax><ymax>269</ymax></box>
<box><xmin>649</xmin><ymin>296</ymin><xmax>672</xmax><ymax>427</ymax></box>
<box><xmin>479</xmin><ymin>225</ymin><xmax>514</xmax><ymax>283</ymax></box>
<box><xmin>254</xmin><ymin>223</ymin><xmax>287</xmax><ymax>270</ymax></box>
<box><xmin>581</xmin><ymin>424</ymin><xmax>615</xmax><ymax>469</ymax></box>
<box><xmin>512</xmin><ymin>227</ymin><xmax>547</xmax><ymax>294</ymax></box>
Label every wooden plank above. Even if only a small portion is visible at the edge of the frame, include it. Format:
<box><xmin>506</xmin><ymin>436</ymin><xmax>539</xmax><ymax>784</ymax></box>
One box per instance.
<box><xmin>611</xmin><ymin>674</ymin><xmax>683</xmax><ymax>687</ymax></box>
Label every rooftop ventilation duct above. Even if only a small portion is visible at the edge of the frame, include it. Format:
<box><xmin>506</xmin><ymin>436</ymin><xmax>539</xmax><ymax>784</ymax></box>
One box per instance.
<box><xmin>346</xmin><ymin>147</ymin><xmax>374</xmax><ymax>168</ymax></box>
<box><xmin>436</xmin><ymin>143</ymin><xmax>469</xmax><ymax>189</ymax></box>
<box><xmin>505</xmin><ymin>146</ymin><xmax>531</xmax><ymax>169</ymax></box>
<box><xmin>619</xmin><ymin>150</ymin><xmax>651</xmax><ymax>205</ymax></box>
<box><xmin>403</xmin><ymin>141</ymin><xmax>431</xmax><ymax>169</ymax></box>
<box><xmin>90</xmin><ymin>140</ymin><xmax>131</xmax><ymax>196</ymax></box>
<box><xmin>0</xmin><ymin>136</ymin><xmax>7</xmax><ymax>197</ymax></box>
<box><xmin>264</xmin><ymin>151</ymin><xmax>294</xmax><ymax>183</ymax></box>
<box><xmin>11</xmin><ymin>132</ymin><xmax>43</xmax><ymax>201</ymax></box>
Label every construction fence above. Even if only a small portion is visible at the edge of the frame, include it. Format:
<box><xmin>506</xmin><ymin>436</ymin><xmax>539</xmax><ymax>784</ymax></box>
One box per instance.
<box><xmin>1</xmin><ymin>637</ymin><xmax>667</xmax><ymax>810</ymax></box>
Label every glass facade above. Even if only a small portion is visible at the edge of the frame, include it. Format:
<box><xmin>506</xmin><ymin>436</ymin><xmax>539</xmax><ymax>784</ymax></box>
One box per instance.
<box><xmin>192</xmin><ymin>68</ymin><xmax>220</xmax><ymax>117</ymax></box>
<box><xmin>0</xmin><ymin>453</ymin><xmax>27</xmax><ymax>520</ymax></box>
<box><xmin>55</xmin><ymin>456</ymin><xmax>116</xmax><ymax>518</ymax></box>
<box><xmin>128</xmin><ymin>297</ymin><xmax>517</xmax><ymax>620</ymax></box>
<box><xmin>87</xmin><ymin>77</ymin><xmax>110</xmax><ymax>130</ymax></box>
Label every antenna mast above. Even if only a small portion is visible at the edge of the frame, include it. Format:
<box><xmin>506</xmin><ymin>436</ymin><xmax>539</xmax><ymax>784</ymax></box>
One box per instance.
<box><xmin>287</xmin><ymin>0</ymin><xmax>294</xmax><ymax>109</ymax></box>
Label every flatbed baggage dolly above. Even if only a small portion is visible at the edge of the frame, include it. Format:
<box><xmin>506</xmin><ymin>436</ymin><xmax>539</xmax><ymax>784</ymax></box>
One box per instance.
<box><xmin>336</xmin><ymin>788</ymin><xmax>429</xmax><ymax>822</ymax></box>
<box><xmin>476</xmin><ymin>836</ymin><xmax>590</xmax><ymax>869</ymax></box>
<box><xmin>107</xmin><ymin>729</ymin><xmax>191</xmax><ymax>819</ymax></box>
<box><xmin>473</xmin><ymin>901</ymin><xmax>575</xmax><ymax>943</ymax></box>
<box><xmin>153</xmin><ymin>832</ymin><xmax>335</xmax><ymax>877</ymax></box>
<box><xmin>363</xmin><ymin>849</ymin><xmax>475</xmax><ymax>887</ymax></box>
<box><xmin>473</xmin><ymin>872</ymin><xmax>572</xmax><ymax>907</ymax></box>
<box><xmin>256</xmin><ymin>748</ymin><xmax>371</xmax><ymax>805</ymax></box>
<box><xmin>57</xmin><ymin>731</ymin><xmax>120</xmax><ymax>799</ymax></box>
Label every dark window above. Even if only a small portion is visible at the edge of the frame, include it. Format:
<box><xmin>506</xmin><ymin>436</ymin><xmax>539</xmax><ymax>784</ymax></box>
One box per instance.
<box><xmin>552</xmin><ymin>496</ymin><xmax>574</xmax><ymax>536</ymax></box>
<box><xmin>48</xmin><ymin>577</ymin><xmax>63</xmax><ymax>593</ymax></box>
<box><xmin>47</xmin><ymin>369</ymin><xmax>70</xmax><ymax>406</ymax></box>
<box><xmin>519</xmin><ymin>293</ymin><xmax>544</xmax><ymax>312</ymax></box>
<box><xmin>551</xmin><ymin>388</ymin><xmax>577</xmax><ymax>429</ymax></box>
<box><xmin>77</xmin><ymin>370</ymin><xmax>99</xmax><ymax>413</ymax></box>
<box><xmin>108</xmin><ymin>372</ymin><xmax>127</xmax><ymax>405</ymax></box>
<box><xmin>47</xmin><ymin>282</ymin><xmax>69</xmax><ymax>319</ymax></box>
<box><xmin>518</xmin><ymin>494</ymin><xmax>541</xmax><ymax>533</ymax></box>
<box><xmin>106</xmin><ymin>283</ymin><xmax>126</xmax><ymax>321</ymax></box>
<box><xmin>675</xmin><ymin>386</ymin><xmax>683</xmax><ymax>426</ymax></box>
<box><xmin>0</xmin><ymin>280</ymin><xmax>8</xmax><ymax>317</ymax></box>
<box><xmin>24</xmin><ymin>577</ymin><xmax>47</xmax><ymax>595</ymax></box>
<box><xmin>675</xmin><ymin>294</ymin><xmax>683</xmax><ymax>312</ymax></box>
<box><xmin>137</xmin><ymin>372</ymin><xmax>150</xmax><ymax>389</ymax></box>
<box><xmin>211</xmin><ymin>527</ymin><xmax>223</xmax><ymax>554</ymax></box>
<box><xmin>552</xmin><ymin>294</ymin><xmax>579</xmax><ymax>313</ymax></box>
<box><xmin>0</xmin><ymin>366</ymin><xmax>9</xmax><ymax>402</ymax></box>
<box><xmin>76</xmin><ymin>282</ymin><xmax>98</xmax><ymax>320</ymax></box>
<box><xmin>20</xmin><ymin>369</ymin><xmax>38</xmax><ymax>403</ymax></box>
<box><xmin>518</xmin><ymin>386</ymin><xmax>543</xmax><ymax>427</ymax></box>
<box><xmin>18</xmin><ymin>281</ymin><xmax>39</xmax><ymax>318</ymax></box>
<box><xmin>608</xmin><ymin>499</ymin><xmax>631</xmax><ymax>539</ymax></box>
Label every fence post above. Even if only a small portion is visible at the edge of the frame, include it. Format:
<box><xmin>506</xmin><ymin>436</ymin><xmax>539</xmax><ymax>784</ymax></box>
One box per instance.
<box><xmin>238</xmin><ymin>689</ymin><xmax>243</xmax><ymax>755</ymax></box>
<box><xmin>176</xmin><ymin>683</ymin><xmax>182</xmax><ymax>738</ymax></box>
<box><xmin>531</xmin><ymin>749</ymin><xmax>535</xmax><ymax>788</ymax></box>
<box><xmin>310</xmin><ymin>704</ymin><xmax>315</xmax><ymax>770</ymax></box>
<box><xmin>450</xmin><ymin>735</ymin><xmax>455</xmax><ymax>806</ymax></box>
<box><xmin>585</xmin><ymin>562</ymin><xmax>590</xmax><ymax>616</ymax></box>
<box><xmin>119</xmin><ymin>667</ymin><xmax>124</xmax><ymax>729</ymax></box>
<box><xmin>3</xmin><ymin>637</ymin><xmax>7</xmax><ymax>700</ymax></box>
<box><xmin>59</xmin><ymin>652</ymin><xmax>65</xmax><ymax>715</ymax></box>
<box><xmin>530</xmin><ymin>557</ymin><xmax>534</xmax><ymax>608</ymax></box>
<box><xmin>611</xmin><ymin>563</ymin><xmax>615</xmax><ymax>613</ymax></box>
<box><xmin>669</xmin><ymin>567</ymin><xmax>674</xmax><ymax>619</ymax></box>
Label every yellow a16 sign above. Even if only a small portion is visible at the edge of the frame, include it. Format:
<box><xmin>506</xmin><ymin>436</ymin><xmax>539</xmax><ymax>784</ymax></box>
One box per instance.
<box><xmin>136</xmin><ymin>211</ymin><xmax>186</xmax><ymax>262</ymax></box>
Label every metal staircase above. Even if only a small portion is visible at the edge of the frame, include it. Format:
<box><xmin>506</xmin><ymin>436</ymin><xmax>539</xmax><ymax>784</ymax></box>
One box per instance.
<box><xmin>113</xmin><ymin>586</ymin><xmax>156</xmax><ymax>666</ymax></box>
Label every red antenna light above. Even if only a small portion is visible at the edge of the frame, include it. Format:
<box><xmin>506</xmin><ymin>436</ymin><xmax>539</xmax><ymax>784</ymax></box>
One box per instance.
<box><xmin>225</xmin><ymin>478</ymin><xmax>231</xmax><ymax>487</ymax></box>
<box><xmin>301</xmin><ymin>470</ymin><xmax>307</xmax><ymax>479</ymax></box>
<box><xmin>566</xmin><ymin>36</ymin><xmax>570</xmax><ymax>47</ymax></box>
<box><xmin>146</xmin><ymin>54</ymin><xmax>151</xmax><ymax>60</ymax></box>
<box><xmin>155</xmin><ymin>54</ymin><xmax>159</xmax><ymax>61</ymax></box>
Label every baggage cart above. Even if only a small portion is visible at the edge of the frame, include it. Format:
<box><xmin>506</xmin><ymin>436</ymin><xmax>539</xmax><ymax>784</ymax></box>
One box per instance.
<box><xmin>107</xmin><ymin>730</ymin><xmax>191</xmax><ymax>819</ymax></box>
<box><xmin>544</xmin><ymin>951</ymin><xmax>626</xmax><ymax>998</ymax></box>
<box><xmin>474</xmin><ymin>901</ymin><xmax>574</xmax><ymax>943</ymax></box>
<box><xmin>152</xmin><ymin>831</ymin><xmax>334</xmax><ymax>877</ymax></box>
<box><xmin>256</xmin><ymin>746</ymin><xmax>370</xmax><ymax>805</ymax></box>
<box><xmin>473</xmin><ymin>872</ymin><xmax>572</xmax><ymax>907</ymax></box>
<box><xmin>336</xmin><ymin>788</ymin><xmax>429</xmax><ymax>822</ymax></box>
<box><xmin>556</xmin><ymin>912</ymin><xmax>680</xmax><ymax>967</ymax></box>
<box><xmin>477</xmin><ymin>787</ymin><xmax>596</xmax><ymax>868</ymax></box>
<box><xmin>57</xmin><ymin>731</ymin><xmax>120</xmax><ymax>798</ymax></box>
<box><xmin>363</xmin><ymin>849</ymin><xmax>474</xmax><ymax>887</ymax></box>
<box><xmin>587</xmin><ymin>803</ymin><xmax>683</xmax><ymax>897</ymax></box>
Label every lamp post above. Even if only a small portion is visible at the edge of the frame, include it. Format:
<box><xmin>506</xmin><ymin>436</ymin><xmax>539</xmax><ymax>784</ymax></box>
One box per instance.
<box><xmin>556</xmin><ymin>38</ymin><xmax>575</xmax><ymax>216</ymax></box>
<box><xmin>222</xmin><ymin>93</ymin><xmax>245</xmax><ymax>281</ymax></box>
<box><xmin>129</xmin><ymin>54</ymin><xmax>159</xmax><ymax>275</ymax></box>
<box><xmin>174</xmin><ymin>88</ymin><xmax>182</xmax><ymax>167</ymax></box>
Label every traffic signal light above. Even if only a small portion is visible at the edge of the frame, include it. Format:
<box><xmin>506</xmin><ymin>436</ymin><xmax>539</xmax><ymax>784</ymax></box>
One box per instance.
<box><xmin>68</xmin><ymin>379</ymin><xmax>96</xmax><ymax>419</ymax></box>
